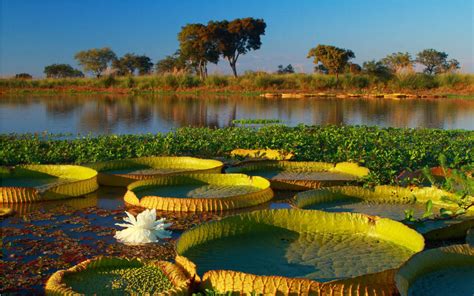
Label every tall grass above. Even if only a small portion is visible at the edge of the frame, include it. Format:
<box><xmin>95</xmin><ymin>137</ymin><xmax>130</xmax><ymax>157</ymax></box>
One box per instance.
<box><xmin>1</xmin><ymin>72</ymin><xmax>473</xmax><ymax>92</ymax></box>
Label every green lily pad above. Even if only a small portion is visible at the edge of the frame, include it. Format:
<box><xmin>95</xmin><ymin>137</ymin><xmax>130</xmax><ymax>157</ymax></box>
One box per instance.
<box><xmin>124</xmin><ymin>174</ymin><xmax>273</xmax><ymax>212</ymax></box>
<box><xmin>89</xmin><ymin>156</ymin><xmax>224</xmax><ymax>187</ymax></box>
<box><xmin>396</xmin><ymin>244</ymin><xmax>474</xmax><ymax>296</ymax></box>
<box><xmin>296</xmin><ymin>185</ymin><xmax>474</xmax><ymax>239</ymax></box>
<box><xmin>226</xmin><ymin>161</ymin><xmax>369</xmax><ymax>190</ymax></box>
<box><xmin>177</xmin><ymin>209</ymin><xmax>423</xmax><ymax>294</ymax></box>
<box><xmin>46</xmin><ymin>256</ymin><xmax>191</xmax><ymax>295</ymax></box>
<box><xmin>0</xmin><ymin>165</ymin><xmax>98</xmax><ymax>203</ymax></box>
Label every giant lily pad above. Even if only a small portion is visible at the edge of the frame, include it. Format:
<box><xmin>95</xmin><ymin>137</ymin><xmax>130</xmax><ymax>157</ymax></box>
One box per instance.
<box><xmin>295</xmin><ymin>185</ymin><xmax>474</xmax><ymax>240</ymax></box>
<box><xmin>90</xmin><ymin>156</ymin><xmax>223</xmax><ymax>187</ymax></box>
<box><xmin>395</xmin><ymin>244</ymin><xmax>474</xmax><ymax>296</ymax></box>
<box><xmin>226</xmin><ymin>161</ymin><xmax>369</xmax><ymax>190</ymax></box>
<box><xmin>176</xmin><ymin>209</ymin><xmax>424</xmax><ymax>294</ymax></box>
<box><xmin>124</xmin><ymin>174</ymin><xmax>273</xmax><ymax>212</ymax></box>
<box><xmin>45</xmin><ymin>256</ymin><xmax>192</xmax><ymax>295</ymax></box>
<box><xmin>0</xmin><ymin>165</ymin><xmax>98</xmax><ymax>203</ymax></box>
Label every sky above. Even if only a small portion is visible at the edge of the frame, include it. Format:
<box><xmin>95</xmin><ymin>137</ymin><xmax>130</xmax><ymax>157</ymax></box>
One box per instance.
<box><xmin>1</xmin><ymin>0</ymin><xmax>473</xmax><ymax>77</ymax></box>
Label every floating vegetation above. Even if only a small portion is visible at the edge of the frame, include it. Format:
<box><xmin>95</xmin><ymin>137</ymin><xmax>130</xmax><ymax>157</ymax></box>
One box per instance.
<box><xmin>296</xmin><ymin>185</ymin><xmax>474</xmax><ymax>239</ymax></box>
<box><xmin>177</xmin><ymin>209</ymin><xmax>424</xmax><ymax>295</ymax></box>
<box><xmin>89</xmin><ymin>156</ymin><xmax>223</xmax><ymax>187</ymax></box>
<box><xmin>226</xmin><ymin>161</ymin><xmax>369</xmax><ymax>190</ymax></box>
<box><xmin>232</xmin><ymin>118</ymin><xmax>282</xmax><ymax>124</ymax></box>
<box><xmin>124</xmin><ymin>174</ymin><xmax>273</xmax><ymax>212</ymax></box>
<box><xmin>0</xmin><ymin>165</ymin><xmax>98</xmax><ymax>203</ymax></box>
<box><xmin>45</xmin><ymin>257</ymin><xmax>191</xmax><ymax>295</ymax></box>
<box><xmin>395</xmin><ymin>244</ymin><xmax>474</xmax><ymax>296</ymax></box>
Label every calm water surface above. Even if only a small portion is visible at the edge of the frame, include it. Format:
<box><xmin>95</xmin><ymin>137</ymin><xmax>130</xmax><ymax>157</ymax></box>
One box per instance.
<box><xmin>1</xmin><ymin>94</ymin><xmax>473</xmax><ymax>133</ymax></box>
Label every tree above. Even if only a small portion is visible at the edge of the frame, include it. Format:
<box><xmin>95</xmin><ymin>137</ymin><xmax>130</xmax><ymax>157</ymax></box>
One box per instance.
<box><xmin>307</xmin><ymin>45</ymin><xmax>355</xmax><ymax>80</ymax></box>
<box><xmin>44</xmin><ymin>64</ymin><xmax>84</xmax><ymax>78</ymax></box>
<box><xmin>276</xmin><ymin>64</ymin><xmax>295</xmax><ymax>74</ymax></box>
<box><xmin>155</xmin><ymin>51</ymin><xmax>190</xmax><ymax>74</ymax></box>
<box><xmin>15</xmin><ymin>73</ymin><xmax>32</xmax><ymax>79</ymax></box>
<box><xmin>135</xmin><ymin>55</ymin><xmax>153</xmax><ymax>75</ymax></box>
<box><xmin>346</xmin><ymin>63</ymin><xmax>361</xmax><ymax>74</ymax></box>
<box><xmin>112</xmin><ymin>53</ymin><xmax>138</xmax><ymax>76</ymax></box>
<box><xmin>362</xmin><ymin>60</ymin><xmax>392</xmax><ymax>81</ymax></box>
<box><xmin>178</xmin><ymin>24</ymin><xmax>219</xmax><ymax>79</ymax></box>
<box><xmin>381</xmin><ymin>52</ymin><xmax>413</xmax><ymax>74</ymax></box>
<box><xmin>416</xmin><ymin>49</ymin><xmax>457</xmax><ymax>75</ymax></box>
<box><xmin>74</xmin><ymin>47</ymin><xmax>117</xmax><ymax>78</ymax></box>
<box><xmin>209</xmin><ymin>18</ymin><xmax>266</xmax><ymax>77</ymax></box>
<box><xmin>314</xmin><ymin>64</ymin><xmax>329</xmax><ymax>74</ymax></box>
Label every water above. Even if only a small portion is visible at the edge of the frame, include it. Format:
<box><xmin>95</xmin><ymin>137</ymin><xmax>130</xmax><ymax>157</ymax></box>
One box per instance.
<box><xmin>1</xmin><ymin>94</ymin><xmax>473</xmax><ymax>134</ymax></box>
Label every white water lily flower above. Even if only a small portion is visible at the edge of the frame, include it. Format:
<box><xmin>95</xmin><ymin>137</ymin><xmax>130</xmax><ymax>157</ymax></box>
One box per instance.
<box><xmin>114</xmin><ymin>209</ymin><xmax>172</xmax><ymax>244</ymax></box>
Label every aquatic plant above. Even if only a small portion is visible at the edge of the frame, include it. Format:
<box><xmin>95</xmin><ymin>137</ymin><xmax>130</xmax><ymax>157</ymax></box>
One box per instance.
<box><xmin>114</xmin><ymin>209</ymin><xmax>172</xmax><ymax>245</ymax></box>
<box><xmin>230</xmin><ymin>148</ymin><xmax>294</xmax><ymax>160</ymax></box>
<box><xmin>124</xmin><ymin>174</ymin><xmax>273</xmax><ymax>212</ymax></box>
<box><xmin>1</xmin><ymin>125</ymin><xmax>472</xmax><ymax>185</ymax></box>
<box><xmin>0</xmin><ymin>164</ymin><xmax>98</xmax><ymax>203</ymax></box>
<box><xmin>177</xmin><ymin>209</ymin><xmax>424</xmax><ymax>295</ymax></box>
<box><xmin>395</xmin><ymin>244</ymin><xmax>474</xmax><ymax>296</ymax></box>
<box><xmin>45</xmin><ymin>256</ymin><xmax>191</xmax><ymax>295</ymax></box>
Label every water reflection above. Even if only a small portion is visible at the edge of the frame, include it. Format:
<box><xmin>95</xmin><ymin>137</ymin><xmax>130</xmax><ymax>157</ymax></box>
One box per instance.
<box><xmin>0</xmin><ymin>94</ymin><xmax>472</xmax><ymax>133</ymax></box>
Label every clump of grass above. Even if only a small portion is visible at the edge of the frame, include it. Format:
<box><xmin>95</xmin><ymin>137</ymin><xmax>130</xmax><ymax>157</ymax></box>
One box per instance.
<box><xmin>232</xmin><ymin>119</ymin><xmax>282</xmax><ymax>124</ymax></box>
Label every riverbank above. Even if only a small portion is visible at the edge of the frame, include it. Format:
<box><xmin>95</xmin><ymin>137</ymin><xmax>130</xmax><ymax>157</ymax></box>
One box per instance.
<box><xmin>1</xmin><ymin>72</ymin><xmax>473</xmax><ymax>98</ymax></box>
<box><xmin>2</xmin><ymin>126</ymin><xmax>473</xmax><ymax>185</ymax></box>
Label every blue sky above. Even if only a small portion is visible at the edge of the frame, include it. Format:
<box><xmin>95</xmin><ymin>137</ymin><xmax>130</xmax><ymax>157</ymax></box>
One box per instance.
<box><xmin>1</xmin><ymin>0</ymin><xmax>472</xmax><ymax>77</ymax></box>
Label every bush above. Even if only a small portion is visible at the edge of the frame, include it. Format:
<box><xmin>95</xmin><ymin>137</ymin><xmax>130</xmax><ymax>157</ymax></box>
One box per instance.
<box><xmin>391</xmin><ymin>73</ymin><xmax>438</xmax><ymax>90</ymax></box>
<box><xmin>205</xmin><ymin>75</ymin><xmax>229</xmax><ymax>87</ymax></box>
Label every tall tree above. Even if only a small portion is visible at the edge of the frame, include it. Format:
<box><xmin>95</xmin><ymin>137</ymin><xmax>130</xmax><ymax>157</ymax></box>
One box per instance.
<box><xmin>44</xmin><ymin>64</ymin><xmax>84</xmax><ymax>78</ymax></box>
<box><xmin>362</xmin><ymin>60</ymin><xmax>392</xmax><ymax>81</ymax></box>
<box><xmin>178</xmin><ymin>24</ymin><xmax>219</xmax><ymax>79</ymax></box>
<box><xmin>307</xmin><ymin>45</ymin><xmax>355</xmax><ymax>80</ymax></box>
<box><xmin>416</xmin><ymin>49</ymin><xmax>455</xmax><ymax>75</ymax></box>
<box><xmin>209</xmin><ymin>18</ymin><xmax>266</xmax><ymax>77</ymax></box>
<box><xmin>381</xmin><ymin>52</ymin><xmax>413</xmax><ymax>74</ymax></box>
<box><xmin>74</xmin><ymin>47</ymin><xmax>117</xmax><ymax>78</ymax></box>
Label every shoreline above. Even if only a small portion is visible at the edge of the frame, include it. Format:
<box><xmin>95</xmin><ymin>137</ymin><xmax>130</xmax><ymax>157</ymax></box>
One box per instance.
<box><xmin>1</xmin><ymin>87</ymin><xmax>472</xmax><ymax>99</ymax></box>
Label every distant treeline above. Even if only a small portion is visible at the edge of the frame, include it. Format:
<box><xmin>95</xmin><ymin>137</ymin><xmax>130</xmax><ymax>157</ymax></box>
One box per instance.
<box><xmin>5</xmin><ymin>17</ymin><xmax>468</xmax><ymax>84</ymax></box>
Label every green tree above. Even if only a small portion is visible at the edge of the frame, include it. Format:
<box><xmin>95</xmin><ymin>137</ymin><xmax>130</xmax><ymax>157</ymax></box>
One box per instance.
<box><xmin>307</xmin><ymin>45</ymin><xmax>355</xmax><ymax>80</ymax></box>
<box><xmin>362</xmin><ymin>60</ymin><xmax>392</xmax><ymax>81</ymax></box>
<box><xmin>155</xmin><ymin>51</ymin><xmax>190</xmax><ymax>74</ymax></box>
<box><xmin>416</xmin><ymin>49</ymin><xmax>458</xmax><ymax>74</ymax></box>
<box><xmin>276</xmin><ymin>64</ymin><xmax>295</xmax><ymax>74</ymax></box>
<box><xmin>209</xmin><ymin>18</ymin><xmax>266</xmax><ymax>77</ymax></box>
<box><xmin>74</xmin><ymin>47</ymin><xmax>117</xmax><ymax>78</ymax></box>
<box><xmin>112</xmin><ymin>53</ymin><xmax>138</xmax><ymax>76</ymax></box>
<box><xmin>440</xmin><ymin>59</ymin><xmax>460</xmax><ymax>73</ymax></box>
<box><xmin>135</xmin><ymin>55</ymin><xmax>153</xmax><ymax>75</ymax></box>
<box><xmin>314</xmin><ymin>64</ymin><xmax>329</xmax><ymax>74</ymax></box>
<box><xmin>44</xmin><ymin>64</ymin><xmax>84</xmax><ymax>78</ymax></box>
<box><xmin>178</xmin><ymin>24</ymin><xmax>219</xmax><ymax>79</ymax></box>
<box><xmin>381</xmin><ymin>52</ymin><xmax>413</xmax><ymax>73</ymax></box>
<box><xmin>346</xmin><ymin>63</ymin><xmax>362</xmax><ymax>74</ymax></box>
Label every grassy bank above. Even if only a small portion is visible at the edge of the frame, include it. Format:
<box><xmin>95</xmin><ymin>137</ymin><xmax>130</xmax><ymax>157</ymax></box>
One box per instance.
<box><xmin>1</xmin><ymin>125</ymin><xmax>472</xmax><ymax>185</ymax></box>
<box><xmin>1</xmin><ymin>72</ymin><xmax>473</xmax><ymax>96</ymax></box>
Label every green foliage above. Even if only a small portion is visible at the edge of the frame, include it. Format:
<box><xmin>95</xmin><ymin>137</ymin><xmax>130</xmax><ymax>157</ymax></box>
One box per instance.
<box><xmin>232</xmin><ymin>119</ymin><xmax>282</xmax><ymax>124</ymax></box>
<box><xmin>307</xmin><ymin>45</ymin><xmax>355</xmax><ymax>78</ymax></box>
<box><xmin>390</xmin><ymin>73</ymin><xmax>439</xmax><ymax>90</ymax></box>
<box><xmin>44</xmin><ymin>64</ymin><xmax>84</xmax><ymax>78</ymax></box>
<box><xmin>416</xmin><ymin>49</ymin><xmax>459</xmax><ymax>75</ymax></box>
<box><xmin>381</xmin><ymin>52</ymin><xmax>413</xmax><ymax>73</ymax></box>
<box><xmin>276</xmin><ymin>64</ymin><xmax>295</xmax><ymax>74</ymax></box>
<box><xmin>14</xmin><ymin>73</ymin><xmax>33</xmax><ymax>79</ymax></box>
<box><xmin>74</xmin><ymin>47</ymin><xmax>117</xmax><ymax>78</ymax></box>
<box><xmin>1</xmin><ymin>126</ymin><xmax>472</xmax><ymax>185</ymax></box>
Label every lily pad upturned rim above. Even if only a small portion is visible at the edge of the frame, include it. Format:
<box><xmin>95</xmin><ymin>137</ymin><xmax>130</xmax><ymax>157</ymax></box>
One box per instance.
<box><xmin>295</xmin><ymin>185</ymin><xmax>471</xmax><ymax>212</ymax></box>
<box><xmin>124</xmin><ymin>173</ymin><xmax>273</xmax><ymax>212</ymax></box>
<box><xmin>89</xmin><ymin>156</ymin><xmax>224</xmax><ymax>187</ymax></box>
<box><xmin>225</xmin><ymin>161</ymin><xmax>369</xmax><ymax>190</ymax></box>
<box><xmin>176</xmin><ymin>209</ymin><xmax>424</xmax><ymax>295</ymax></box>
<box><xmin>0</xmin><ymin>165</ymin><xmax>98</xmax><ymax>203</ymax></box>
<box><xmin>395</xmin><ymin>244</ymin><xmax>474</xmax><ymax>296</ymax></box>
<box><xmin>45</xmin><ymin>256</ymin><xmax>191</xmax><ymax>296</ymax></box>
